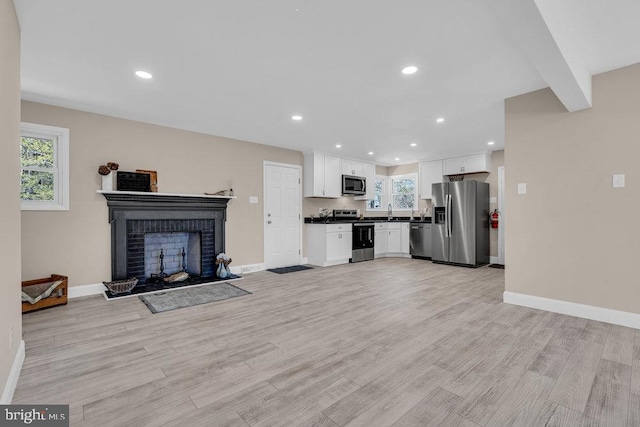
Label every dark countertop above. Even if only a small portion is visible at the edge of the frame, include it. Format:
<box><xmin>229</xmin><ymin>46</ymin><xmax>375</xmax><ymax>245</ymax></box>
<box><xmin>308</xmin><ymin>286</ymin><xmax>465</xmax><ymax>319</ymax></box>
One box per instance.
<box><xmin>305</xmin><ymin>216</ymin><xmax>431</xmax><ymax>224</ymax></box>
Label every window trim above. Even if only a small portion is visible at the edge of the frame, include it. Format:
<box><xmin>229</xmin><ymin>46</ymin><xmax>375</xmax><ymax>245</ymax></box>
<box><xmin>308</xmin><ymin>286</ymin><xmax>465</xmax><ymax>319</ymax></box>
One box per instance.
<box><xmin>366</xmin><ymin>172</ymin><xmax>418</xmax><ymax>212</ymax></box>
<box><xmin>366</xmin><ymin>175</ymin><xmax>387</xmax><ymax>211</ymax></box>
<box><xmin>20</xmin><ymin>122</ymin><xmax>70</xmax><ymax>211</ymax></box>
<box><xmin>389</xmin><ymin>173</ymin><xmax>418</xmax><ymax>212</ymax></box>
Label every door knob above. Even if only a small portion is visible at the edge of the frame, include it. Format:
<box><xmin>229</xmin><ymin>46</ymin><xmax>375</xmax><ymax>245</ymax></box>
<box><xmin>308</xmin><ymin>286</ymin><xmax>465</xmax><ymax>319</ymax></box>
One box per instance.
<box><xmin>267</xmin><ymin>220</ymin><xmax>272</xmax><ymax>224</ymax></box>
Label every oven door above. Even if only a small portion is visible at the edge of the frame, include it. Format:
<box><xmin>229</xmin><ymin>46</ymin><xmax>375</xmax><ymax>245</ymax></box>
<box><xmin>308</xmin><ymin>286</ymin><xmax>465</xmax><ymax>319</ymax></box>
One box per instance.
<box><xmin>352</xmin><ymin>223</ymin><xmax>374</xmax><ymax>249</ymax></box>
<box><xmin>352</xmin><ymin>223</ymin><xmax>374</xmax><ymax>263</ymax></box>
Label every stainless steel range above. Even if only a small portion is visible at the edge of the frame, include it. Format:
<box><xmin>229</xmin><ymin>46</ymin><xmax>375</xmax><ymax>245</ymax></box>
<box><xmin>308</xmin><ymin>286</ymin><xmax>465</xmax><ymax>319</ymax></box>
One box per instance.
<box><xmin>332</xmin><ymin>210</ymin><xmax>375</xmax><ymax>263</ymax></box>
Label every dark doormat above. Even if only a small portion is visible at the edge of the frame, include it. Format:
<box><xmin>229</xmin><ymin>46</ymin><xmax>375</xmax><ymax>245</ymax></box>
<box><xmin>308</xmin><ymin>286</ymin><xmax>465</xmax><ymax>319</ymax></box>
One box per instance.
<box><xmin>489</xmin><ymin>264</ymin><xmax>505</xmax><ymax>269</ymax></box>
<box><xmin>138</xmin><ymin>282</ymin><xmax>251</xmax><ymax>313</ymax></box>
<box><xmin>267</xmin><ymin>265</ymin><xmax>314</xmax><ymax>274</ymax></box>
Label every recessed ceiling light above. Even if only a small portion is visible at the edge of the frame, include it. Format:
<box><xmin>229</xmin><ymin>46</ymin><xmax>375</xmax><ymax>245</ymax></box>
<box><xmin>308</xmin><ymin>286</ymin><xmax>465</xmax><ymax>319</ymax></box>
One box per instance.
<box><xmin>487</xmin><ymin>141</ymin><xmax>495</xmax><ymax>145</ymax></box>
<box><xmin>335</xmin><ymin>144</ymin><xmax>342</xmax><ymax>148</ymax></box>
<box><xmin>436</xmin><ymin>117</ymin><xmax>445</xmax><ymax>123</ymax></box>
<box><xmin>368</xmin><ymin>152</ymin><xmax>374</xmax><ymax>155</ymax></box>
<box><xmin>402</xmin><ymin>66</ymin><xmax>418</xmax><ymax>75</ymax></box>
<box><xmin>291</xmin><ymin>115</ymin><xmax>303</xmax><ymax>121</ymax></box>
<box><xmin>135</xmin><ymin>70</ymin><xmax>153</xmax><ymax>79</ymax></box>
<box><xmin>395</xmin><ymin>157</ymin><xmax>400</xmax><ymax>161</ymax></box>
<box><xmin>410</xmin><ymin>143</ymin><xmax>417</xmax><ymax>147</ymax></box>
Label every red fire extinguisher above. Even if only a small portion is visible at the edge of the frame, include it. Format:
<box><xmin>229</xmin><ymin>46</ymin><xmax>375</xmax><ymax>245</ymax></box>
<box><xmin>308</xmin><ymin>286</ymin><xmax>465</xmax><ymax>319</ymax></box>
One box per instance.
<box><xmin>490</xmin><ymin>209</ymin><xmax>499</xmax><ymax>229</ymax></box>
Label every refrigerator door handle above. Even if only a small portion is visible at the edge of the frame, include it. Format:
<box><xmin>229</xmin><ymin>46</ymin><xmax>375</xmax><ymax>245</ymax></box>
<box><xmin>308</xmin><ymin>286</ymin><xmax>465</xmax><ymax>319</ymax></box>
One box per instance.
<box><xmin>447</xmin><ymin>194</ymin><xmax>452</xmax><ymax>237</ymax></box>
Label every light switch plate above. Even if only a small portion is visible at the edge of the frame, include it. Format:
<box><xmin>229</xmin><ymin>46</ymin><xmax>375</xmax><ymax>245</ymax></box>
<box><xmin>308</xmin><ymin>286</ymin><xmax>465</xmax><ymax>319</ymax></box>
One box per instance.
<box><xmin>249</xmin><ymin>196</ymin><xmax>258</xmax><ymax>204</ymax></box>
<box><xmin>612</xmin><ymin>174</ymin><xmax>625</xmax><ymax>188</ymax></box>
<box><xmin>517</xmin><ymin>183</ymin><xmax>527</xmax><ymax>195</ymax></box>
<box><xmin>490</xmin><ymin>197</ymin><xmax>497</xmax><ymax>204</ymax></box>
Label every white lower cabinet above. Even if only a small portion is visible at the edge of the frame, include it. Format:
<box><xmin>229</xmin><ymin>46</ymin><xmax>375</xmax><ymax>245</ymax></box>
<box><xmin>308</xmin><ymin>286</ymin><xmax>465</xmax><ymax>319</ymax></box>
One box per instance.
<box><xmin>374</xmin><ymin>222</ymin><xmax>410</xmax><ymax>258</ymax></box>
<box><xmin>306</xmin><ymin>223</ymin><xmax>352</xmax><ymax>267</ymax></box>
<box><xmin>401</xmin><ymin>222</ymin><xmax>410</xmax><ymax>254</ymax></box>
<box><xmin>374</xmin><ymin>223</ymin><xmax>388</xmax><ymax>256</ymax></box>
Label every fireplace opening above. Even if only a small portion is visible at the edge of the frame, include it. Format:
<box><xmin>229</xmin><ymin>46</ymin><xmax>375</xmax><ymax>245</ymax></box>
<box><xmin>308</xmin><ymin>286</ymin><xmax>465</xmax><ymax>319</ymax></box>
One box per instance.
<box><xmin>126</xmin><ymin>218</ymin><xmax>216</xmax><ymax>284</ymax></box>
<box><xmin>144</xmin><ymin>232</ymin><xmax>202</xmax><ymax>279</ymax></box>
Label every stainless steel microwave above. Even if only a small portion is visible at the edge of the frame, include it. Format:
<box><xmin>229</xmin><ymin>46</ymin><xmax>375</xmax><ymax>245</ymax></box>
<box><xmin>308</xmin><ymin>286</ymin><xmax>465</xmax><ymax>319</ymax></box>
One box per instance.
<box><xmin>342</xmin><ymin>175</ymin><xmax>366</xmax><ymax>196</ymax></box>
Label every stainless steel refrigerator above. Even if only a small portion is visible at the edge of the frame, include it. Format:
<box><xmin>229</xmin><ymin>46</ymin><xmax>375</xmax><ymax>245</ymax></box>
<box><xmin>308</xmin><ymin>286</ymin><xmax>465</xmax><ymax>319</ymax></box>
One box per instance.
<box><xmin>432</xmin><ymin>180</ymin><xmax>490</xmax><ymax>267</ymax></box>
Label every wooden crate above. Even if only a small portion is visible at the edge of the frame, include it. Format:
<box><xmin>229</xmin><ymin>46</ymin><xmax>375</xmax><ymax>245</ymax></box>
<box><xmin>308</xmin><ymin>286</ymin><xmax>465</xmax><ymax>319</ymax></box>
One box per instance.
<box><xmin>22</xmin><ymin>274</ymin><xmax>68</xmax><ymax>313</ymax></box>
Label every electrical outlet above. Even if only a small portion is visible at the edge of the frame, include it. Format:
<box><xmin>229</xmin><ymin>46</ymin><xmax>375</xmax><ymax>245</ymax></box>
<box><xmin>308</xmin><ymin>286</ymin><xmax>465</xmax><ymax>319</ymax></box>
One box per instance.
<box><xmin>249</xmin><ymin>196</ymin><xmax>258</xmax><ymax>204</ymax></box>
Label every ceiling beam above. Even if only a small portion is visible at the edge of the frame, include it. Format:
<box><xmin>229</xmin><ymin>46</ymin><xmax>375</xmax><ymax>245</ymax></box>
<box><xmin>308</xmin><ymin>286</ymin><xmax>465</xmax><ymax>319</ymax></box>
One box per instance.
<box><xmin>484</xmin><ymin>0</ymin><xmax>592</xmax><ymax>112</ymax></box>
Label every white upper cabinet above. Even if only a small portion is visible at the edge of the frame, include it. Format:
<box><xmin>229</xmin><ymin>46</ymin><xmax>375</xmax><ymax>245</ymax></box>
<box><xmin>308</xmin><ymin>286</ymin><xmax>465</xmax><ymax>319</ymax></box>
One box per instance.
<box><xmin>443</xmin><ymin>153</ymin><xmax>491</xmax><ymax>175</ymax></box>
<box><xmin>354</xmin><ymin>162</ymin><xmax>375</xmax><ymax>201</ymax></box>
<box><xmin>341</xmin><ymin>159</ymin><xmax>364</xmax><ymax>177</ymax></box>
<box><xmin>324</xmin><ymin>156</ymin><xmax>342</xmax><ymax>197</ymax></box>
<box><xmin>419</xmin><ymin>160</ymin><xmax>443</xmax><ymax>199</ymax></box>
<box><xmin>303</xmin><ymin>153</ymin><xmax>342</xmax><ymax>198</ymax></box>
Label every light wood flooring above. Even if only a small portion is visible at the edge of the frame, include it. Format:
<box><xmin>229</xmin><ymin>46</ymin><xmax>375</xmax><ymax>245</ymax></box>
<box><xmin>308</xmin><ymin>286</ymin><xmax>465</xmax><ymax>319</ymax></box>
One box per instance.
<box><xmin>14</xmin><ymin>258</ymin><xmax>640</xmax><ymax>426</ymax></box>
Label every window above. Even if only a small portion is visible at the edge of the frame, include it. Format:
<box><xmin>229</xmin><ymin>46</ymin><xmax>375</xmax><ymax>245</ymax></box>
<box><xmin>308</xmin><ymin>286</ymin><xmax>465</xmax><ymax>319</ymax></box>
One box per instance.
<box><xmin>367</xmin><ymin>175</ymin><xmax>386</xmax><ymax>210</ymax></box>
<box><xmin>367</xmin><ymin>173</ymin><xmax>418</xmax><ymax>211</ymax></box>
<box><xmin>20</xmin><ymin>122</ymin><xmax>69</xmax><ymax>210</ymax></box>
<box><xmin>391</xmin><ymin>174</ymin><xmax>416</xmax><ymax>210</ymax></box>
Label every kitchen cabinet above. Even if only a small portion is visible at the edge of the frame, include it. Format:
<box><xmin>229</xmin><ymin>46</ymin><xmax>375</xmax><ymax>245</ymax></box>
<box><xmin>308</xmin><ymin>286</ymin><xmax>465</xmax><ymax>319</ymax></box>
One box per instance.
<box><xmin>306</xmin><ymin>223</ymin><xmax>352</xmax><ymax>266</ymax></box>
<box><xmin>443</xmin><ymin>153</ymin><xmax>491</xmax><ymax>175</ymax></box>
<box><xmin>303</xmin><ymin>153</ymin><xmax>342</xmax><ymax>198</ymax></box>
<box><xmin>401</xmin><ymin>222</ymin><xmax>410</xmax><ymax>253</ymax></box>
<box><xmin>341</xmin><ymin>159</ymin><xmax>364</xmax><ymax>177</ymax></box>
<box><xmin>388</xmin><ymin>225</ymin><xmax>402</xmax><ymax>253</ymax></box>
<box><xmin>354</xmin><ymin>162</ymin><xmax>376</xmax><ymax>201</ymax></box>
<box><xmin>374</xmin><ymin>222</ymin><xmax>410</xmax><ymax>257</ymax></box>
<box><xmin>374</xmin><ymin>223</ymin><xmax>388</xmax><ymax>256</ymax></box>
<box><xmin>419</xmin><ymin>160</ymin><xmax>443</xmax><ymax>199</ymax></box>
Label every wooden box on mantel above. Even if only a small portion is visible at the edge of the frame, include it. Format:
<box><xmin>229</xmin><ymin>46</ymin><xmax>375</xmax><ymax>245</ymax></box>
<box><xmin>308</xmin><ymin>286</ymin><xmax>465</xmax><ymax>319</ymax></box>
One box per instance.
<box><xmin>21</xmin><ymin>274</ymin><xmax>68</xmax><ymax>313</ymax></box>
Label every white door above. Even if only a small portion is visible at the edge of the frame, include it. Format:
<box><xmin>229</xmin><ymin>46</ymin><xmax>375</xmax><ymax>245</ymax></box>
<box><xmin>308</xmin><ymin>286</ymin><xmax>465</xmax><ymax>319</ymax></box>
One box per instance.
<box><xmin>265</xmin><ymin>163</ymin><xmax>301</xmax><ymax>269</ymax></box>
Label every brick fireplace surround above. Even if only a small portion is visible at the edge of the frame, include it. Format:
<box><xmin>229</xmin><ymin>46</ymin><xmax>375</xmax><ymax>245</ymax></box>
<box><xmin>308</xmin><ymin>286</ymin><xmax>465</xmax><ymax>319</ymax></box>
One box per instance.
<box><xmin>99</xmin><ymin>191</ymin><xmax>232</xmax><ymax>283</ymax></box>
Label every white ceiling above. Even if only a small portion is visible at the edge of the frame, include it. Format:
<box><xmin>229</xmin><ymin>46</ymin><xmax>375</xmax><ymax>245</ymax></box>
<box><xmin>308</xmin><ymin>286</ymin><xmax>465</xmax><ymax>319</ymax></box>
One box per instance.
<box><xmin>14</xmin><ymin>0</ymin><xmax>640</xmax><ymax>166</ymax></box>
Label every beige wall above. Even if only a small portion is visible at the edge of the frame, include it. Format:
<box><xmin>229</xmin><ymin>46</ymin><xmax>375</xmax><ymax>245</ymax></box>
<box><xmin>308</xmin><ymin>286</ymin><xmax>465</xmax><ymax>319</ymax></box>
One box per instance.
<box><xmin>505</xmin><ymin>63</ymin><xmax>640</xmax><ymax>314</ymax></box>
<box><xmin>0</xmin><ymin>0</ymin><xmax>23</xmax><ymax>398</ymax></box>
<box><xmin>21</xmin><ymin>101</ymin><xmax>303</xmax><ymax>286</ymax></box>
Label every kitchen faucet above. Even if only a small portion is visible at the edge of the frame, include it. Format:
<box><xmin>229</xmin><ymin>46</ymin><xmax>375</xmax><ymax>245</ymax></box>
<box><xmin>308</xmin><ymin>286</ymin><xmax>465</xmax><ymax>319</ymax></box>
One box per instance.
<box><xmin>388</xmin><ymin>203</ymin><xmax>393</xmax><ymax>220</ymax></box>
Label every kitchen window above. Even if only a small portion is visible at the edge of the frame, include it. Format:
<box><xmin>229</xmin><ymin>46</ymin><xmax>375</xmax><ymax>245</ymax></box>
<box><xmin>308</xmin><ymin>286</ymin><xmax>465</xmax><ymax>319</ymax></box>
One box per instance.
<box><xmin>367</xmin><ymin>175</ymin><xmax>386</xmax><ymax>210</ymax></box>
<box><xmin>367</xmin><ymin>173</ymin><xmax>417</xmax><ymax>211</ymax></box>
<box><xmin>20</xmin><ymin>122</ymin><xmax>69</xmax><ymax>211</ymax></box>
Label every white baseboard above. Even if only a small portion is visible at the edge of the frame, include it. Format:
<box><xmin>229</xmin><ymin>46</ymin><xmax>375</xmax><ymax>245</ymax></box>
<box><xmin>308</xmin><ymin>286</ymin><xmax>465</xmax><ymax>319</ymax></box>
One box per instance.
<box><xmin>503</xmin><ymin>291</ymin><xmax>640</xmax><ymax>329</ymax></box>
<box><xmin>68</xmin><ymin>283</ymin><xmax>106</xmax><ymax>298</ymax></box>
<box><xmin>230</xmin><ymin>263</ymin><xmax>266</xmax><ymax>275</ymax></box>
<box><xmin>490</xmin><ymin>256</ymin><xmax>500</xmax><ymax>264</ymax></box>
<box><xmin>1</xmin><ymin>340</ymin><xmax>25</xmax><ymax>404</ymax></box>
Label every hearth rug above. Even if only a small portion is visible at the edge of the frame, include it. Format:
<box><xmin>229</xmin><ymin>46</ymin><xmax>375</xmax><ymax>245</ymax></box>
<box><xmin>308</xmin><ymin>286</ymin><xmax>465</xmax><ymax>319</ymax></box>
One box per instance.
<box><xmin>267</xmin><ymin>265</ymin><xmax>314</xmax><ymax>274</ymax></box>
<box><xmin>139</xmin><ymin>282</ymin><xmax>251</xmax><ymax>313</ymax></box>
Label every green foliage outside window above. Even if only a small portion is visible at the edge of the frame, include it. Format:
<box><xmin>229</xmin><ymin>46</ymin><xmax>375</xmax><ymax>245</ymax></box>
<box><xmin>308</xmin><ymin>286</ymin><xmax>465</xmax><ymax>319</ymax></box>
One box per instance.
<box><xmin>392</xmin><ymin>178</ymin><xmax>415</xmax><ymax>210</ymax></box>
<box><xmin>20</xmin><ymin>137</ymin><xmax>55</xmax><ymax>201</ymax></box>
<box><xmin>368</xmin><ymin>178</ymin><xmax>383</xmax><ymax>209</ymax></box>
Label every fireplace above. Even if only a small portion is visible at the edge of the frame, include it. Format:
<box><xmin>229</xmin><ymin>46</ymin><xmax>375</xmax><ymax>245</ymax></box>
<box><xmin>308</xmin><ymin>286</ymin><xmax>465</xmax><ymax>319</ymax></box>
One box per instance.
<box><xmin>99</xmin><ymin>191</ymin><xmax>232</xmax><ymax>291</ymax></box>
